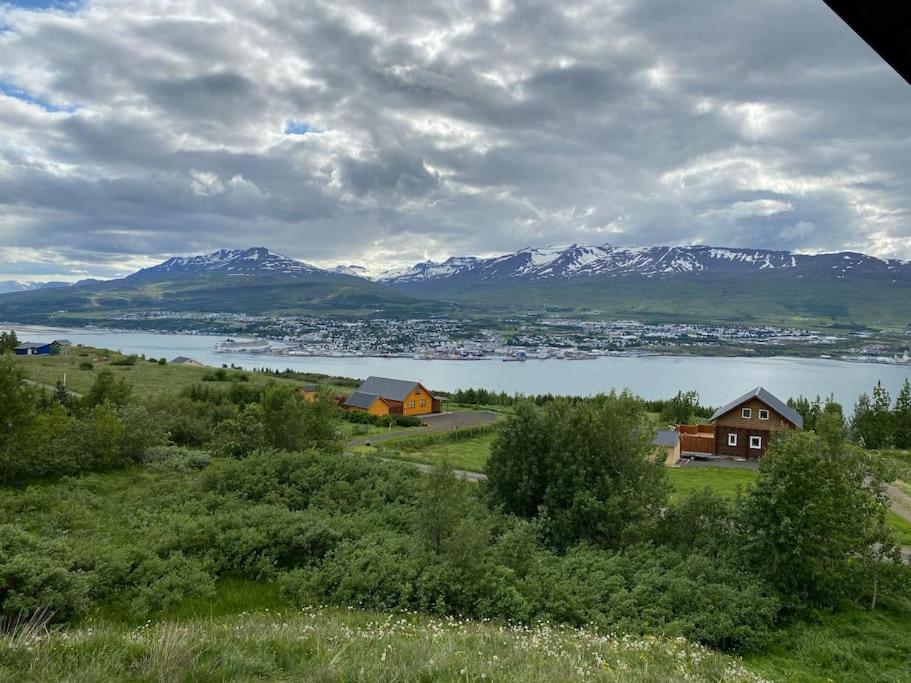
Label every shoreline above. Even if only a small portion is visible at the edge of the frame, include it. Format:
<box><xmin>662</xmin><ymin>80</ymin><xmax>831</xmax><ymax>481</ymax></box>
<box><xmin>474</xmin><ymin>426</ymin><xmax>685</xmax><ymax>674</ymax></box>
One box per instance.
<box><xmin>4</xmin><ymin>320</ymin><xmax>910</xmax><ymax>368</ymax></box>
<box><xmin>7</xmin><ymin>321</ymin><xmax>911</xmax><ymax>368</ymax></box>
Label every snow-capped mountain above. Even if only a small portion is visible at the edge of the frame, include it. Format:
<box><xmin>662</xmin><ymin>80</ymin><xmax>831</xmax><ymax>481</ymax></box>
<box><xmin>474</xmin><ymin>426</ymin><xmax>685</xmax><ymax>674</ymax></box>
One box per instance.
<box><xmin>378</xmin><ymin>244</ymin><xmax>911</xmax><ymax>285</ymax></box>
<box><xmin>331</xmin><ymin>264</ymin><xmax>370</xmax><ymax>277</ymax></box>
<box><xmin>128</xmin><ymin>247</ymin><xmax>327</xmax><ymax>281</ymax></box>
<box><xmin>0</xmin><ymin>280</ymin><xmax>70</xmax><ymax>294</ymax></box>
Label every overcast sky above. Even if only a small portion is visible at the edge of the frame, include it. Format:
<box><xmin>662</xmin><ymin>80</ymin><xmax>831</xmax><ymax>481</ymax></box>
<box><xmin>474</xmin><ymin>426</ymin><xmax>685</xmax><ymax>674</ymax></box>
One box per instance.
<box><xmin>1</xmin><ymin>0</ymin><xmax>909</xmax><ymax>280</ymax></box>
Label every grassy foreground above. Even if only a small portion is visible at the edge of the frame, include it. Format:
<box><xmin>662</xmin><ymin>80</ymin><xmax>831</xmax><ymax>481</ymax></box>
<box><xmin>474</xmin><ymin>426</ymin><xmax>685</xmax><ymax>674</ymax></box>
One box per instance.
<box><xmin>0</xmin><ymin>607</ymin><xmax>763</xmax><ymax>683</ymax></box>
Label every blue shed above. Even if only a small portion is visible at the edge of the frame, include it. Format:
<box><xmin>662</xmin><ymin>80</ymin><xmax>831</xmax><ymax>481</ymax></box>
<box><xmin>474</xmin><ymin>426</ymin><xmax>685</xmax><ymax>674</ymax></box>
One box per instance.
<box><xmin>14</xmin><ymin>341</ymin><xmax>56</xmax><ymax>356</ymax></box>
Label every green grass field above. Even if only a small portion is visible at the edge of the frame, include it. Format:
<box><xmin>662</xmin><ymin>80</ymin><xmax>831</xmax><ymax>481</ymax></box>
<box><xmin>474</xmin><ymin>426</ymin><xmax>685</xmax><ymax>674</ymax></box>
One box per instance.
<box><xmin>745</xmin><ymin>598</ymin><xmax>911</xmax><ymax>682</ymax></box>
<box><xmin>666</xmin><ymin>466</ymin><xmax>757</xmax><ymax>501</ymax></box>
<box><xmin>12</xmin><ymin>347</ymin><xmax>356</xmax><ymax>396</ymax></box>
<box><xmin>379</xmin><ymin>433</ymin><xmax>494</xmax><ymax>472</ymax></box>
<box><xmin>0</xmin><ymin>603</ymin><xmax>761</xmax><ymax>682</ymax></box>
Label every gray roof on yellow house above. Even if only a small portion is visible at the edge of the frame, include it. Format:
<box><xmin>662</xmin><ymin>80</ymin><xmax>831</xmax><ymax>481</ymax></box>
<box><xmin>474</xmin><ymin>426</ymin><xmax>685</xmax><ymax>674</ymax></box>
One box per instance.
<box><xmin>343</xmin><ymin>391</ymin><xmax>384</xmax><ymax>409</ymax></box>
<box><xmin>708</xmin><ymin>387</ymin><xmax>803</xmax><ymax>428</ymax></box>
<box><xmin>652</xmin><ymin>430</ymin><xmax>680</xmax><ymax>448</ymax></box>
<box><xmin>355</xmin><ymin>376</ymin><xmax>429</xmax><ymax>402</ymax></box>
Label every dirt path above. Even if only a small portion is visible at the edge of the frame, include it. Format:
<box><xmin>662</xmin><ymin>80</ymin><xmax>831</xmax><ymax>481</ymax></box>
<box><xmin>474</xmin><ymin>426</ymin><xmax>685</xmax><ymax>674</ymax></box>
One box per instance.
<box><xmin>887</xmin><ymin>484</ymin><xmax>911</xmax><ymax>525</ymax></box>
<box><xmin>23</xmin><ymin>378</ymin><xmax>83</xmax><ymax>397</ymax></box>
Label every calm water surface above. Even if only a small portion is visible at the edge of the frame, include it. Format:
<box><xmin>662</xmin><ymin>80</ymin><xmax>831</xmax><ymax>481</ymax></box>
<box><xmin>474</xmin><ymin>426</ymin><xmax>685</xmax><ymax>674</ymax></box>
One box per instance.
<box><xmin>8</xmin><ymin>324</ymin><xmax>911</xmax><ymax>406</ymax></box>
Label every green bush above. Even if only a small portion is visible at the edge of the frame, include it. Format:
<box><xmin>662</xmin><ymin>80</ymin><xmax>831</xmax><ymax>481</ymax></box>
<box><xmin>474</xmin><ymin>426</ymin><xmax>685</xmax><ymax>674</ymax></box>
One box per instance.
<box><xmin>487</xmin><ymin>395</ymin><xmax>668</xmax><ymax>550</ymax></box>
<box><xmin>141</xmin><ymin>445</ymin><xmax>211</xmax><ymax>471</ymax></box>
<box><xmin>0</xmin><ymin>525</ymin><xmax>92</xmax><ymax>621</ymax></box>
<box><xmin>78</xmin><ymin>361</ymin><xmax>94</xmax><ymax>371</ymax></box>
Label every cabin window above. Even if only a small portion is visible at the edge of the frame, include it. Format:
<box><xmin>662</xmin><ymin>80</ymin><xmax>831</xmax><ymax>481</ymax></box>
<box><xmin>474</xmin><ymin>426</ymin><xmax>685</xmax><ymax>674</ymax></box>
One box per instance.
<box><xmin>758</xmin><ymin>409</ymin><xmax>769</xmax><ymax>420</ymax></box>
<box><xmin>728</xmin><ymin>433</ymin><xmax>738</xmax><ymax>446</ymax></box>
<box><xmin>408</xmin><ymin>401</ymin><xmax>415</xmax><ymax>408</ymax></box>
<box><xmin>741</xmin><ymin>408</ymin><xmax>752</xmax><ymax>419</ymax></box>
<box><xmin>419</xmin><ymin>399</ymin><xmax>426</xmax><ymax>407</ymax></box>
<box><xmin>749</xmin><ymin>436</ymin><xmax>762</xmax><ymax>450</ymax></box>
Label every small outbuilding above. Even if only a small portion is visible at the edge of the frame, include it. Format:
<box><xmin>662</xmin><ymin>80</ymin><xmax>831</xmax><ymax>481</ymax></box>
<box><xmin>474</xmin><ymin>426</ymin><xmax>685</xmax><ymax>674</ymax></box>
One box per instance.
<box><xmin>652</xmin><ymin>429</ymin><xmax>681</xmax><ymax>466</ymax></box>
<box><xmin>14</xmin><ymin>341</ymin><xmax>57</xmax><ymax>356</ymax></box>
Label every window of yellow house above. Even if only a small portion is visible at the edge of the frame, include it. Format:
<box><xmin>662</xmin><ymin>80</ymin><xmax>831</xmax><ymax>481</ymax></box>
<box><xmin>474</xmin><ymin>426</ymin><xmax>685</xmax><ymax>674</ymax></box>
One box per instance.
<box><xmin>408</xmin><ymin>400</ymin><xmax>415</xmax><ymax>408</ymax></box>
<box><xmin>419</xmin><ymin>399</ymin><xmax>426</xmax><ymax>407</ymax></box>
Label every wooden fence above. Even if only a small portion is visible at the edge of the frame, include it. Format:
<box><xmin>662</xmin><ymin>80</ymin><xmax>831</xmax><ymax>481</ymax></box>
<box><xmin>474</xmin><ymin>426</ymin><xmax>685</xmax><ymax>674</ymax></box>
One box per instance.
<box><xmin>676</xmin><ymin>423</ymin><xmax>716</xmax><ymax>454</ymax></box>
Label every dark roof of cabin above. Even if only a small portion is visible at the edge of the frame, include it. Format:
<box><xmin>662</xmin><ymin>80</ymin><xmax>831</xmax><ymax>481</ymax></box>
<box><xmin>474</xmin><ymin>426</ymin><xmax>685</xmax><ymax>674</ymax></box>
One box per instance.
<box><xmin>709</xmin><ymin>387</ymin><xmax>803</xmax><ymax>428</ymax></box>
<box><xmin>356</xmin><ymin>376</ymin><xmax>428</xmax><ymax>402</ymax></box>
<box><xmin>14</xmin><ymin>342</ymin><xmax>51</xmax><ymax>350</ymax></box>
<box><xmin>343</xmin><ymin>391</ymin><xmax>383</xmax><ymax>409</ymax></box>
<box><xmin>652</xmin><ymin>430</ymin><xmax>680</xmax><ymax>448</ymax></box>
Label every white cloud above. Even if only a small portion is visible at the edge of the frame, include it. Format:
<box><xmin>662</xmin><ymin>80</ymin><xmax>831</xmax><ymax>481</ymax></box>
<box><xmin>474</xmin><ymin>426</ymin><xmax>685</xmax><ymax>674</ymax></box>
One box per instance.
<box><xmin>0</xmin><ymin>0</ymin><xmax>907</xmax><ymax>279</ymax></box>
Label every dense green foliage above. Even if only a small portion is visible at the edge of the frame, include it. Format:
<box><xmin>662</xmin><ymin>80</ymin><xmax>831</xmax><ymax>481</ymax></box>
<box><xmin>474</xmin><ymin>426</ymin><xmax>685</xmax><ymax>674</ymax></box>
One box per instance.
<box><xmin>653</xmin><ymin>390</ymin><xmax>714</xmax><ymax>425</ymax></box>
<box><xmin>342</xmin><ymin>409</ymin><xmax>422</xmax><ymax>428</ymax></box>
<box><xmin>0</xmin><ymin>330</ymin><xmax>18</xmax><ymax>354</ymax></box>
<box><xmin>851</xmin><ymin>380</ymin><xmax>911</xmax><ymax>449</ymax></box>
<box><xmin>787</xmin><ymin>393</ymin><xmax>845</xmax><ymax>433</ymax></box>
<box><xmin>487</xmin><ymin>394</ymin><xmax>668</xmax><ymax>549</ymax></box>
<box><xmin>1</xmin><ymin>350</ymin><xmax>909</xmax><ymax>680</ymax></box>
<box><xmin>738</xmin><ymin>427</ymin><xmax>902</xmax><ymax>612</ymax></box>
<box><xmin>0</xmin><ymin>356</ymin><xmax>340</xmax><ymax>483</ymax></box>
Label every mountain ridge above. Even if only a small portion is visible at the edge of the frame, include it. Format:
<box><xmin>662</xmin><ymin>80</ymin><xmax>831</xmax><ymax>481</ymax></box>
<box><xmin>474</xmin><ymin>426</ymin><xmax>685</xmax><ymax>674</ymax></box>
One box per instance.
<box><xmin>2</xmin><ymin>244</ymin><xmax>911</xmax><ymax>328</ymax></box>
<box><xmin>375</xmin><ymin>244</ymin><xmax>911</xmax><ymax>285</ymax></box>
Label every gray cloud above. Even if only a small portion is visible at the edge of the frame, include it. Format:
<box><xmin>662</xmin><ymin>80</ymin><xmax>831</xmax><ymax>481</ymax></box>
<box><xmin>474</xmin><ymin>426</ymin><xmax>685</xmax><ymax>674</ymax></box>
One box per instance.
<box><xmin>0</xmin><ymin>0</ymin><xmax>908</xmax><ymax>280</ymax></box>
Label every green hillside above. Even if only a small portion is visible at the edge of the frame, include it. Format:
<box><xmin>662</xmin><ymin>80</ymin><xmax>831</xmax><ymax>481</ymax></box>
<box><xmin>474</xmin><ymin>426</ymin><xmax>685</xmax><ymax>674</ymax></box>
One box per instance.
<box><xmin>4</xmin><ymin>263</ymin><xmax>911</xmax><ymax>329</ymax></box>
<box><xmin>422</xmin><ymin>276</ymin><xmax>911</xmax><ymax>330</ymax></box>
<box><xmin>0</xmin><ymin>273</ymin><xmax>460</xmax><ymax>323</ymax></box>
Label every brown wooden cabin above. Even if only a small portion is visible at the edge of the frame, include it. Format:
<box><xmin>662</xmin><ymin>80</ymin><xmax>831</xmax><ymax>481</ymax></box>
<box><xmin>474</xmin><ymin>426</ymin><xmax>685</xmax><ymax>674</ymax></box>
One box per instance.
<box><xmin>708</xmin><ymin>387</ymin><xmax>803</xmax><ymax>458</ymax></box>
<box><xmin>342</xmin><ymin>376</ymin><xmax>441</xmax><ymax>417</ymax></box>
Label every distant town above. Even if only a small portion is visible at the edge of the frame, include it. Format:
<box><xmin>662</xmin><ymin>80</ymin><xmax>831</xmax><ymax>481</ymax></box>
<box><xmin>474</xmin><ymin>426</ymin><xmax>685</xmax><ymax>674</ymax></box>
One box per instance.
<box><xmin>109</xmin><ymin>311</ymin><xmax>911</xmax><ymax>365</ymax></box>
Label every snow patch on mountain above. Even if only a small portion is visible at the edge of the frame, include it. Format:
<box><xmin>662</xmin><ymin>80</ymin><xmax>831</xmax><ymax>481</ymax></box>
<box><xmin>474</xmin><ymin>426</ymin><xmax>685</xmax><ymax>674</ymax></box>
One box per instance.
<box><xmin>377</xmin><ymin>244</ymin><xmax>911</xmax><ymax>284</ymax></box>
<box><xmin>130</xmin><ymin>247</ymin><xmax>326</xmax><ymax>279</ymax></box>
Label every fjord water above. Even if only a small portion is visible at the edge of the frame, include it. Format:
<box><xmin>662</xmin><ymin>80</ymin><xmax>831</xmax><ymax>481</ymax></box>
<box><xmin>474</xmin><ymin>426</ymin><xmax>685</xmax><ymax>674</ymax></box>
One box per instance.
<box><xmin>11</xmin><ymin>324</ymin><xmax>911</xmax><ymax>407</ymax></box>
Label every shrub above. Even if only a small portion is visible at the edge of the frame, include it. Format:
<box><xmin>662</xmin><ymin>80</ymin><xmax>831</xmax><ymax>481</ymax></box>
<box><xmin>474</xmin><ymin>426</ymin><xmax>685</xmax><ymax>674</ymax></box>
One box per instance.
<box><xmin>0</xmin><ymin>525</ymin><xmax>92</xmax><ymax>622</ymax></box>
<box><xmin>737</xmin><ymin>429</ymin><xmax>901</xmax><ymax>611</ymax></box>
<box><xmin>487</xmin><ymin>395</ymin><xmax>668</xmax><ymax>549</ymax></box>
<box><xmin>141</xmin><ymin>445</ymin><xmax>211</xmax><ymax>472</ymax></box>
<box><xmin>78</xmin><ymin>361</ymin><xmax>94</xmax><ymax>371</ymax></box>
<box><xmin>119</xmin><ymin>404</ymin><xmax>169</xmax><ymax>463</ymax></box>
<box><xmin>83</xmin><ymin>370</ymin><xmax>132</xmax><ymax>409</ymax></box>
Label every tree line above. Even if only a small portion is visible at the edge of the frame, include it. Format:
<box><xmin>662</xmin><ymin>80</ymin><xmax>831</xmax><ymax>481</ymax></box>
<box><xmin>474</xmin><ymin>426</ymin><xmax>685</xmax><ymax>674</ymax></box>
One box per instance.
<box><xmin>788</xmin><ymin>380</ymin><xmax>911</xmax><ymax>450</ymax></box>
